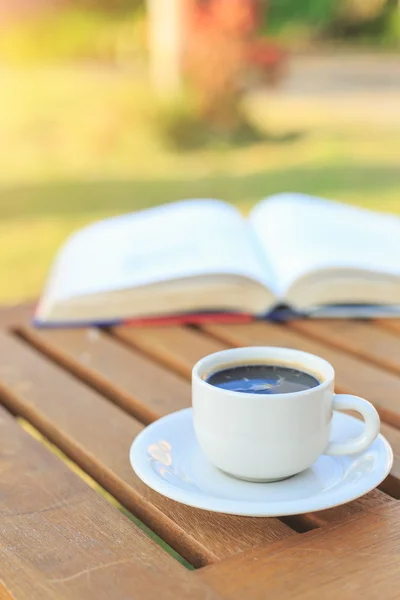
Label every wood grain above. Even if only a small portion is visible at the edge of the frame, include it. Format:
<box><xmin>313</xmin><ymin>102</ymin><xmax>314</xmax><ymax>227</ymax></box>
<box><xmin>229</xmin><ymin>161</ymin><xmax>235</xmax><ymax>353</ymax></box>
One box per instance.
<box><xmin>202</xmin><ymin>321</ymin><xmax>398</xmax><ymax>511</ymax></box>
<box><xmin>0</xmin><ymin>581</ymin><xmax>15</xmax><ymax>600</ymax></box>
<box><xmin>112</xmin><ymin>325</ymin><xmax>227</xmax><ymax>378</ymax></box>
<box><xmin>0</xmin><ymin>332</ymin><xmax>294</xmax><ymax>566</ymax></box>
<box><xmin>19</xmin><ymin>326</ymin><xmax>190</xmax><ymax>424</ymax></box>
<box><xmin>292</xmin><ymin>487</ymin><xmax>392</xmax><ymax>529</ymax></box>
<box><xmin>0</xmin><ymin>406</ymin><xmax>217</xmax><ymax>600</ymax></box>
<box><xmin>109</xmin><ymin>322</ymin><xmax>400</xmax><ymax>498</ymax></box>
<box><xmin>197</xmin><ymin>502</ymin><xmax>400</xmax><ymax>600</ymax></box>
<box><xmin>380</xmin><ymin>422</ymin><xmax>400</xmax><ymax>499</ymax></box>
<box><xmin>204</xmin><ymin>322</ymin><xmax>400</xmax><ymax>429</ymax></box>
<box><xmin>289</xmin><ymin>319</ymin><xmax>400</xmax><ymax>375</ymax></box>
<box><xmin>376</xmin><ymin>319</ymin><xmax>400</xmax><ymax>335</ymax></box>
<box><xmin>2</xmin><ymin>330</ymin><xmax>393</xmax><ymax>538</ymax></box>
<box><xmin>0</xmin><ymin>303</ymin><xmax>33</xmax><ymax>329</ymax></box>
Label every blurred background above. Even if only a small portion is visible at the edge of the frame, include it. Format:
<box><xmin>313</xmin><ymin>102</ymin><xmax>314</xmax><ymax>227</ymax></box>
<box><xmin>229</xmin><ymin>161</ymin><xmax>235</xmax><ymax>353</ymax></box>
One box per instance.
<box><xmin>0</xmin><ymin>0</ymin><xmax>399</xmax><ymax>305</ymax></box>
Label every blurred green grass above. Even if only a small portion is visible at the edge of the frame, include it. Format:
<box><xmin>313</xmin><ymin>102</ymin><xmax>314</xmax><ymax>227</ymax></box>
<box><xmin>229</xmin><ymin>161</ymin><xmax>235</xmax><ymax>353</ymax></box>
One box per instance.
<box><xmin>0</xmin><ymin>2</ymin><xmax>396</xmax><ymax>66</ymax></box>
<box><xmin>0</xmin><ymin>7</ymin><xmax>145</xmax><ymax>65</ymax></box>
<box><xmin>0</xmin><ymin>66</ymin><xmax>399</xmax><ymax>304</ymax></box>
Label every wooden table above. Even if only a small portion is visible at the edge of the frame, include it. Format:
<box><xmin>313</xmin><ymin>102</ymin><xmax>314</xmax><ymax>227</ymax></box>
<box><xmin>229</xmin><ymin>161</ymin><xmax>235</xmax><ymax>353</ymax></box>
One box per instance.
<box><xmin>1</xmin><ymin>304</ymin><xmax>400</xmax><ymax>599</ymax></box>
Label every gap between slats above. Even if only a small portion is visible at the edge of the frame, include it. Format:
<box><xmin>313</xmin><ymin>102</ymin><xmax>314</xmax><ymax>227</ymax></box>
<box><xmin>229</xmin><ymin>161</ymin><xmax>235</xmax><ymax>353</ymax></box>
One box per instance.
<box><xmin>12</xmin><ymin>327</ymin><xmax>317</xmax><ymax>535</ymax></box>
<box><xmin>0</xmin><ymin>331</ymin><xmax>297</xmax><ymax>566</ymax></box>
<box><xmin>21</xmin><ymin>414</ymin><xmax>317</xmax><ymax>543</ymax></box>
<box><xmin>17</xmin><ymin>325</ymin><xmax>191</xmax><ymax>425</ymax></box>
<box><xmin>6</xmin><ymin>308</ymin><xmax>398</xmax><ymax>556</ymax></box>
<box><xmin>195</xmin><ymin>502</ymin><xmax>400</xmax><ymax>600</ymax></box>
<box><xmin>0</xmin><ymin>404</ymin><xmax>214</xmax><ymax>600</ymax></box>
<box><xmin>110</xmin><ymin>325</ymin><xmax>223</xmax><ymax>380</ymax></box>
<box><xmin>375</xmin><ymin>319</ymin><xmax>400</xmax><ymax>336</ymax></box>
<box><xmin>10</xmin><ymin>326</ymin><xmax>397</xmax><ymax>524</ymax></box>
<box><xmin>288</xmin><ymin>319</ymin><xmax>400</xmax><ymax>378</ymax></box>
<box><xmin>18</xmin><ymin>416</ymin><xmax>194</xmax><ymax>570</ymax></box>
<box><xmin>19</xmin><ymin>321</ymin><xmax>400</xmax><ymax>503</ymax></box>
<box><xmin>199</xmin><ymin>321</ymin><xmax>400</xmax><ymax>499</ymax></box>
<box><xmin>110</xmin><ymin>321</ymin><xmax>400</xmax><ymax>498</ymax></box>
<box><xmin>108</xmin><ymin>324</ymin><xmax>400</xmax><ymax>499</ymax></box>
<box><xmin>201</xmin><ymin>321</ymin><xmax>400</xmax><ymax>430</ymax></box>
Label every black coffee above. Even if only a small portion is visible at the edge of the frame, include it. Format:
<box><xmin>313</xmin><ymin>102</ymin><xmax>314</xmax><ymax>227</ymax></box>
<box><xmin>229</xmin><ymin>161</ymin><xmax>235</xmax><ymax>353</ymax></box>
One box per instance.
<box><xmin>206</xmin><ymin>364</ymin><xmax>320</xmax><ymax>394</ymax></box>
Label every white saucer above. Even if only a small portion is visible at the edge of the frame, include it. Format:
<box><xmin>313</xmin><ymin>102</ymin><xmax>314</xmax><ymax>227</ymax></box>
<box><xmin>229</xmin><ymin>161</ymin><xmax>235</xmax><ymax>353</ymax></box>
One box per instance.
<box><xmin>130</xmin><ymin>408</ymin><xmax>393</xmax><ymax>517</ymax></box>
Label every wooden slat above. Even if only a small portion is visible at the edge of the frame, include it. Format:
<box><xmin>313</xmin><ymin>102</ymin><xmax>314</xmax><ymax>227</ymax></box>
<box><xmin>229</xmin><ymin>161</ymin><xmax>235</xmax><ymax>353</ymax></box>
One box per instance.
<box><xmin>380</xmin><ymin>422</ymin><xmax>400</xmax><ymax>499</ymax></box>
<box><xmin>16</xmin><ymin>328</ymin><xmax>393</xmax><ymax>530</ymax></box>
<box><xmin>7</xmin><ymin>317</ymin><xmax>397</xmax><ymax>544</ymax></box>
<box><xmin>197</xmin><ymin>502</ymin><xmax>400</xmax><ymax>600</ymax></box>
<box><xmin>289</xmin><ymin>319</ymin><xmax>400</xmax><ymax>497</ymax></box>
<box><xmin>23</xmin><ymin>327</ymin><xmax>400</xmax><ymax>510</ymax></box>
<box><xmin>204</xmin><ymin>322</ymin><xmax>400</xmax><ymax>429</ymax></box>
<box><xmin>377</xmin><ymin>319</ymin><xmax>400</xmax><ymax>335</ymax></box>
<box><xmin>0</xmin><ymin>332</ymin><xmax>294</xmax><ymax>567</ymax></box>
<box><xmin>0</xmin><ymin>303</ymin><xmax>34</xmax><ymax>329</ymax></box>
<box><xmin>293</xmin><ymin>487</ymin><xmax>392</xmax><ymax>530</ymax></box>
<box><xmin>112</xmin><ymin>325</ymin><xmax>227</xmax><ymax>378</ymax></box>
<box><xmin>0</xmin><ymin>406</ymin><xmax>216</xmax><ymax>600</ymax></box>
<box><xmin>19</xmin><ymin>326</ymin><xmax>191</xmax><ymax>424</ymax></box>
<box><xmin>112</xmin><ymin>322</ymin><xmax>400</xmax><ymax>495</ymax></box>
<box><xmin>289</xmin><ymin>319</ymin><xmax>400</xmax><ymax>374</ymax></box>
<box><xmin>0</xmin><ymin>581</ymin><xmax>15</xmax><ymax>600</ymax></box>
<box><xmin>343</xmin><ymin>405</ymin><xmax>400</xmax><ymax>498</ymax></box>
<box><xmin>203</xmin><ymin>322</ymin><xmax>400</xmax><ymax>502</ymax></box>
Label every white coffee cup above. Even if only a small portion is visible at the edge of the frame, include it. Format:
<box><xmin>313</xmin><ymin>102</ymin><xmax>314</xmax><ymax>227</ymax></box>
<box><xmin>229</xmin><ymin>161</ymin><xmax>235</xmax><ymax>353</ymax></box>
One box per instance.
<box><xmin>192</xmin><ymin>346</ymin><xmax>380</xmax><ymax>481</ymax></box>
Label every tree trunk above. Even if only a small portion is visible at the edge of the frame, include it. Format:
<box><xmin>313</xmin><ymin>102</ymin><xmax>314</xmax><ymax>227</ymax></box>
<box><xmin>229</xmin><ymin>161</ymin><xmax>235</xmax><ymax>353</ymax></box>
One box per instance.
<box><xmin>147</xmin><ymin>0</ymin><xmax>184</xmax><ymax>97</ymax></box>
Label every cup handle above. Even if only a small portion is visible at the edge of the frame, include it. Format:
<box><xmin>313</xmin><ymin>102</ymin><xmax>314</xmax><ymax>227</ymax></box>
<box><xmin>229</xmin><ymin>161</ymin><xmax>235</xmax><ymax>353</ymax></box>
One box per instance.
<box><xmin>325</xmin><ymin>394</ymin><xmax>380</xmax><ymax>456</ymax></box>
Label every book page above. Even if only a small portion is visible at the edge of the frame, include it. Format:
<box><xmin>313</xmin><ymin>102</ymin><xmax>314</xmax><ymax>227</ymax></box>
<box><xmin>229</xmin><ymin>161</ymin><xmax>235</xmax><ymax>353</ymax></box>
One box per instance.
<box><xmin>249</xmin><ymin>194</ymin><xmax>400</xmax><ymax>297</ymax></box>
<box><xmin>44</xmin><ymin>199</ymin><xmax>272</xmax><ymax>304</ymax></box>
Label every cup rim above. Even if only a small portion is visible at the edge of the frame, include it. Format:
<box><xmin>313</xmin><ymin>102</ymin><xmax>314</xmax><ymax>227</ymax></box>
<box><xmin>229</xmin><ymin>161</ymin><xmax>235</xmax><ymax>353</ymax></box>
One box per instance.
<box><xmin>192</xmin><ymin>346</ymin><xmax>334</xmax><ymax>399</ymax></box>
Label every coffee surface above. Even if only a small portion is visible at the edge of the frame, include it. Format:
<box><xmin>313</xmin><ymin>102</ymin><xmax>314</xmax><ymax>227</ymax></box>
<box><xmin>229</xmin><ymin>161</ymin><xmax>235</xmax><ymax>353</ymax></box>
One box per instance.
<box><xmin>206</xmin><ymin>364</ymin><xmax>320</xmax><ymax>394</ymax></box>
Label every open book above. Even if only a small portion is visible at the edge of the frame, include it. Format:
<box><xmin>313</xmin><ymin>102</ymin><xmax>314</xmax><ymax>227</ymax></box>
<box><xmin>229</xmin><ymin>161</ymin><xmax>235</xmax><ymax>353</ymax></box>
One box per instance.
<box><xmin>35</xmin><ymin>194</ymin><xmax>400</xmax><ymax>326</ymax></box>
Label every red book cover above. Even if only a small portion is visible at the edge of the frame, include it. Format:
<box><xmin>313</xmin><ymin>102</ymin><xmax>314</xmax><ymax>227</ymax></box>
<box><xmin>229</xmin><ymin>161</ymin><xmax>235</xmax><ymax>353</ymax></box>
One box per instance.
<box><xmin>122</xmin><ymin>312</ymin><xmax>255</xmax><ymax>328</ymax></box>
